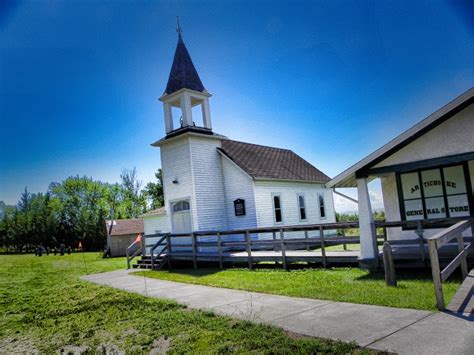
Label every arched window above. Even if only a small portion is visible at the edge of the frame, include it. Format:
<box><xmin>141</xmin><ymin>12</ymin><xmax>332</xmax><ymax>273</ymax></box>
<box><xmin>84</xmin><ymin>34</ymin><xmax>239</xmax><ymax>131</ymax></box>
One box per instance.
<box><xmin>173</xmin><ymin>200</ymin><xmax>190</xmax><ymax>212</ymax></box>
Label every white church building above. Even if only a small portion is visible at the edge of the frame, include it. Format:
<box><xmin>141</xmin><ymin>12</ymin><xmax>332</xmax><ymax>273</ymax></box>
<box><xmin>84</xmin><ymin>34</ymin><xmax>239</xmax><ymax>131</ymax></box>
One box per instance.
<box><xmin>144</xmin><ymin>31</ymin><xmax>335</xmax><ymax>240</ymax></box>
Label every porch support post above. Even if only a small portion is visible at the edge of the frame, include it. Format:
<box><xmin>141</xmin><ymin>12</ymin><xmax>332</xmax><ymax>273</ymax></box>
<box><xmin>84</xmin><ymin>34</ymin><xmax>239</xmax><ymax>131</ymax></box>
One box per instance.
<box><xmin>180</xmin><ymin>92</ymin><xmax>193</xmax><ymax>127</ymax></box>
<box><xmin>163</xmin><ymin>102</ymin><xmax>173</xmax><ymax>133</ymax></box>
<box><xmin>357</xmin><ymin>178</ymin><xmax>378</xmax><ymax>268</ymax></box>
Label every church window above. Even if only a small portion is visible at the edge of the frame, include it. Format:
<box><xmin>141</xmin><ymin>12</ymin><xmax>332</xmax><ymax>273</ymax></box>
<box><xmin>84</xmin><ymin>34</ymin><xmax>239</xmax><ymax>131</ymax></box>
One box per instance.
<box><xmin>297</xmin><ymin>194</ymin><xmax>306</xmax><ymax>221</ymax></box>
<box><xmin>272</xmin><ymin>194</ymin><xmax>283</xmax><ymax>223</ymax></box>
<box><xmin>318</xmin><ymin>194</ymin><xmax>326</xmax><ymax>218</ymax></box>
<box><xmin>173</xmin><ymin>200</ymin><xmax>190</xmax><ymax>212</ymax></box>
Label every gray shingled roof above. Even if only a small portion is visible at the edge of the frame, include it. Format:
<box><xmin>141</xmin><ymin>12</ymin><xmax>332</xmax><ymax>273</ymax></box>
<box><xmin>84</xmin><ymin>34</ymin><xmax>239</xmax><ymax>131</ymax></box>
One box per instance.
<box><xmin>219</xmin><ymin>140</ymin><xmax>330</xmax><ymax>183</ymax></box>
<box><xmin>164</xmin><ymin>34</ymin><xmax>205</xmax><ymax>95</ymax></box>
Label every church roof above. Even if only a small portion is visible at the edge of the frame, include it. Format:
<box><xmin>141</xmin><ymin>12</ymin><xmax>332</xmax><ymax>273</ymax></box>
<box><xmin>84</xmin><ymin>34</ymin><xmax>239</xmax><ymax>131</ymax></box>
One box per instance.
<box><xmin>164</xmin><ymin>34</ymin><xmax>205</xmax><ymax>95</ymax></box>
<box><xmin>219</xmin><ymin>140</ymin><xmax>331</xmax><ymax>183</ymax></box>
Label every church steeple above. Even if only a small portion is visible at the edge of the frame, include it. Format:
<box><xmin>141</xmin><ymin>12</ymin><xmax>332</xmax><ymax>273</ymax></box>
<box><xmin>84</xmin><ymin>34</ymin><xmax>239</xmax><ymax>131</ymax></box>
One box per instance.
<box><xmin>160</xmin><ymin>19</ymin><xmax>212</xmax><ymax>135</ymax></box>
<box><xmin>164</xmin><ymin>18</ymin><xmax>206</xmax><ymax>96</ymax></box>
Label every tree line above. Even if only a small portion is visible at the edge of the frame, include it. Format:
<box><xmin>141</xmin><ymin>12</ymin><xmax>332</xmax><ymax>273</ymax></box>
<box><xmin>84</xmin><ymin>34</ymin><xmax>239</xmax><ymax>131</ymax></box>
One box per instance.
<box><xmin>0</xmin><ymin>168</ymin><xmax>164</xmax><ymax>253</ymax></box>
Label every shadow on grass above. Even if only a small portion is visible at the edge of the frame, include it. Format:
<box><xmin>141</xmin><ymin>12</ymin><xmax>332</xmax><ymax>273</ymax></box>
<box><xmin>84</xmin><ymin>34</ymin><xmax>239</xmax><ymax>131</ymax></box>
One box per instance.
<box><xmin>356</xmin><ymin>268</ymin><xmax>463</xmax><ymax>283</ymax></box>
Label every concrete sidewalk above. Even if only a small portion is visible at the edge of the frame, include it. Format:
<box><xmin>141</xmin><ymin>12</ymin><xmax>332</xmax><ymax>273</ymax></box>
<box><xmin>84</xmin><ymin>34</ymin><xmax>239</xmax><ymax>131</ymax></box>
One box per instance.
<box><xmin>81</xmin><ymin>270</ymin><xmax>474</xmax><ymax>354</ymax></box>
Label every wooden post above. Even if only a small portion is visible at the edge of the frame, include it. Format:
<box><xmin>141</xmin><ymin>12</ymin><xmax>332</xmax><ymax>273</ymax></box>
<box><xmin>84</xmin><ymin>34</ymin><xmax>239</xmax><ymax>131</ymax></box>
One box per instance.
<box><xmin>272</xmin><ymin>231</ymin><xmax>277</xmax><ymax>251</ymax></box>
<box><xmin>371</xmin><ymin>223</ymin><xmax>380</xmax><ymax>268</ymax></box>
<box><xmin>319</xmin><ymin>227</ymin><xmax>327</xmax><ymax>268</ymax></box>
<box><xmin>342</xmin><ymin>228</ymin><xmax>347</xmax><ymax>251</ymax></box>
<box><xmin>245</xmin><ymin>231</ymin><xmax>253</xmax><ymax>269</ymax></box>
<box><xmin>304</xmin><ymin>230</ymin><xmax>309</xmax><ymax>251</ymax></box>
<box><xmin>382</xmin><ymin>242</ymin><xmax>397</xmax><ymax>286</ymax></box>
<box><xmin>415</xmin><ymin>221</ymin><xmax>425</xmax><ymax>262</ymax></box>
<box><xmin>166</xmin><ymin>234</ymin><xmax>172</xmax><ymax>270</ymax></box>
<box><xmin>280</xmin><ymin>228</ymin><xmax>287</xmax><ymax>270</ymax></box>
<box><xmin>427</xmin><ymin>239</ymin><xmax>445</xmax><ymax>311</ymax></box>
<box><xmin>456</xmin><ymin>234</ymin><xmax>468</xmax><ymax>279</ymax></box>
<box><xmin>191</xmin><ymin>233</ymin><xmax>197</xmax><ymax>270</ymax></box>
<box><xmin>217</xmin><ymin>232</ymin><xmax>223</xmax><ymax>270</ymax></box>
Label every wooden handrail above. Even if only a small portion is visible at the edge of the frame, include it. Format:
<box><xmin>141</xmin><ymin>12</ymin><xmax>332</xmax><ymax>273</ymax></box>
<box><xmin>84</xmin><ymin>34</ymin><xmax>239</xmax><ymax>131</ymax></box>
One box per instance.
<box><xmin>425</xmin><ymin>218</ymin><xmax>473</xmax><ymax>310</ymax></box>
<box><xmin>149</xmin><ymin>234</ymin><xmax>168</xmax><ymax>269</ymax></box>
<box><xmin>126</xmin><ymin>240</ymin><xmax>143</xmax><ymax>269</ymax></box>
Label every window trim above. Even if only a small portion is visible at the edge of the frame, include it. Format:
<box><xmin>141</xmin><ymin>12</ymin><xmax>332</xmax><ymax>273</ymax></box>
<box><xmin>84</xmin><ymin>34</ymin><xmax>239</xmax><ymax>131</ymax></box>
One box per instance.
<box><xmin>172</xmin><ymin>200</ymin><xmax>190</xmax><ymax>213</ymax></box>
<box><xmin>272</xmin><ymin>193</ymin><xmax>283</xmax><ymax>224</ymax></box>
<box><xmin>297</xmin><ymin>193</ymin><xmax>307</xmax><ymax>222</ymax></box>
<box><xmin>396</xmin><ymin>161</ymin><xmax>473</xmax><ymax>229</ymax></box>
<box><xmin>317</xmin><ymin>193</ymin><xmax>326</xmax><ymax>219</ymax></box>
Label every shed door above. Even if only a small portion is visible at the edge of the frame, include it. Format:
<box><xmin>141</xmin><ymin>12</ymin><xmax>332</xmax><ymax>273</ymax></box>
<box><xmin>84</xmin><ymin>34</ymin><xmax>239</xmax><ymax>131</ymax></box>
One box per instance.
<box><xmin>171</xmin><ymin>200</ymin><xmax>192</xmax><ymax>234</ymax></box>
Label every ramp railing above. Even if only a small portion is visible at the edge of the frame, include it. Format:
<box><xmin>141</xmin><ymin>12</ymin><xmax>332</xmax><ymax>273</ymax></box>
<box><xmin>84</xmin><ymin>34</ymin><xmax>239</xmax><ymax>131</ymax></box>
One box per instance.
<box><xmin>126</xmin><ymin>240</ymin><xmax>143</xmax><ymax>269</ymax></box>
<box><xmin>149</xmin><ymin>234</ymin><xmax>169</xmax><ymax>269</ymax></box>
<box><xmin>425</xmin><ymin>218</ymin><xmax>473</xmax><ymax>310</ymax></box>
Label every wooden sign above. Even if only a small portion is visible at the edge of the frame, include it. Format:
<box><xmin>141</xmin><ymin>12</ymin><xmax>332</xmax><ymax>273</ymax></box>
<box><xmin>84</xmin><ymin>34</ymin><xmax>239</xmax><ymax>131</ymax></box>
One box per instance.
<box><xmin>234</xmin><ymin>199</ymin><xmax>246</xmax><ymax>216</ymax></box>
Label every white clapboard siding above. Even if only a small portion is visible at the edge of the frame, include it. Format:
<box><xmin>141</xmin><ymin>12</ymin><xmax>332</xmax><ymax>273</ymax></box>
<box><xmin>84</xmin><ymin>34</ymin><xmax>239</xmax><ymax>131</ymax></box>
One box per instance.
<box><xmin>253</xmin><ymin>180</ymin><xmax>337</xmax><ymax>240</ymax></box>
<box><xmin>142</xmin><ymin>214</ymin><xmax>171</xmax><ymax>255</ymax></box>
<box><xmin>221</xmin><ymin>154</ymin><xmax>258</xmax><ymax>230</ymax></box>
<box><xmin>160</xmin><ymin>136</ymin><xmax>197</xmax><ymax>229</ymax></box>
<box><xmin>189</xmin><ymin>136</ymin><xmax>228</xmax><ymax>231</ymax></box>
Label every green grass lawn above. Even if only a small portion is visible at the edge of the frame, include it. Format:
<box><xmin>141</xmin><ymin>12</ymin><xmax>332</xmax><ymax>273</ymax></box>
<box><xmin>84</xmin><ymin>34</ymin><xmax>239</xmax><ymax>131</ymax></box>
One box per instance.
<box><xmin>0</xmin><ymin>253</ymin><xmax>375</xmax><ymax>354</ymax></box>
<box><xmin>137</xmin><ymin>266</ymin><xmax>460</xmax><ymax>311</ymax></box>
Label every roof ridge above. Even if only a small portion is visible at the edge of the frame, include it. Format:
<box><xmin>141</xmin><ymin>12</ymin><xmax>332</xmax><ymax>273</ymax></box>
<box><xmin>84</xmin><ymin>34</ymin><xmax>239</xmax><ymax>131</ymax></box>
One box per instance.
<box><xmin>225</xmin><ymin>139</ymin><xmax>292</xmax><ymax>152</ymax></box>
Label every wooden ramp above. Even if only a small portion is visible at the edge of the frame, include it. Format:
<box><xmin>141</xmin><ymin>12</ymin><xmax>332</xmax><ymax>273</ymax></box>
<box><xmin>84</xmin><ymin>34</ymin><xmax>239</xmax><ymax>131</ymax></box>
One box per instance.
<box><xmin>447</xmin><ymin>268</ymin><xmax>474</xmax><ymax>315</ymax></box>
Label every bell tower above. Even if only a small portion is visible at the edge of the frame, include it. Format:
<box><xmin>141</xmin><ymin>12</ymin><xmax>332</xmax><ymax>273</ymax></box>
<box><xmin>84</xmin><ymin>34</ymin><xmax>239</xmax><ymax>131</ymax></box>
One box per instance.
<box><xmin>160</xmin><ymin>20</ymin><xmax>212</xmax><ymax>134</ymax></box>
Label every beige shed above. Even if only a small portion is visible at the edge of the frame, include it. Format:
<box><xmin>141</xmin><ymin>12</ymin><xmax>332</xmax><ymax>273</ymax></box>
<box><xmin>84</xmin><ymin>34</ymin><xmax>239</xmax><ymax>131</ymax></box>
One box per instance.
<box><xmin>106</xmin><ymin>218</ymin><xmax>144</xmax><ymax>257</ymax></box>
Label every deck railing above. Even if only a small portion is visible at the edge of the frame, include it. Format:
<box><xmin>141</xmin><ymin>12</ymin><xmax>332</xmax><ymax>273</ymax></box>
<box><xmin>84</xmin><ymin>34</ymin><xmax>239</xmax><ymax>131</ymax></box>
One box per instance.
<box><xmin>149</xmin><ymin>234</ymin><xmax>168</xmax><ymax>269</ymax></box>
<box><xmin>425</xmin><ymin>218</ymin><xmax>473</xmax><ymax>310</ymax></box>
<box><xmin>374</xmin><ymin>217</ymin><xmax>473</xmax><ymax>263</ymax></box>
<box><xmin>145</xmin><ymin>221</ymin><xmax>384</xmax><ymax>270</ymax></box>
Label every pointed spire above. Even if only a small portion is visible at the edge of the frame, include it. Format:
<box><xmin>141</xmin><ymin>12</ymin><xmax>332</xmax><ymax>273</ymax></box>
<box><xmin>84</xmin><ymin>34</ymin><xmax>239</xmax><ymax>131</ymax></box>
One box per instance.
<box><xmin>176</xmin><ymin>16</ymin><xmax>183</xmax><ymax>41</ymax></box>
<box><xmin>164</xmin><ymin>18</ymin><xmax>205</xmax><ymax>95</ymax></box>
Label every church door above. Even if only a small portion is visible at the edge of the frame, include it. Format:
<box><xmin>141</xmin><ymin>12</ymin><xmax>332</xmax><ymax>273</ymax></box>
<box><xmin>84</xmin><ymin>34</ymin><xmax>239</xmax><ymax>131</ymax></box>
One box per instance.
<box><xmin>171</xmin><ymin>200</ymin><xmax>192</xmax><ymax>234</ymax></box>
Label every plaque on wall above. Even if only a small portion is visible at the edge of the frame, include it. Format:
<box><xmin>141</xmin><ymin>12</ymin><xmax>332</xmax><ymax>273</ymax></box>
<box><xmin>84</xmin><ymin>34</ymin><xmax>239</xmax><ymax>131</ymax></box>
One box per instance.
<box><xmin>234</xmin><ymin>199</ymin><xmax>246</xmax><ymax>216</ymax></box>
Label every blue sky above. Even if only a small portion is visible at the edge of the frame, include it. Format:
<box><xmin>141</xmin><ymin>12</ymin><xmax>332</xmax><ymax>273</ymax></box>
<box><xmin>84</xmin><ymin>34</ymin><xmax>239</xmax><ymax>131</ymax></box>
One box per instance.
<box><xmin>1</xmin><ymin>0</ymin><xmax>473</xmax><ymax>211</ymax></box>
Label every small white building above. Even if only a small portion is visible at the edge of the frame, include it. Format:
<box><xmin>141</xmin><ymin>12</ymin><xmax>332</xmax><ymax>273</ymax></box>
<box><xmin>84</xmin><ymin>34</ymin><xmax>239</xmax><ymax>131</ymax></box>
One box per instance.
<box><xmin>145</xmin><ymin>31</ymin><xmax>335</xmax><ymax>243</ymax></box>
<box><xmin>328</xmin><ymin>88</ymin><xmax>474</xmax><ymax>265</ymax></box>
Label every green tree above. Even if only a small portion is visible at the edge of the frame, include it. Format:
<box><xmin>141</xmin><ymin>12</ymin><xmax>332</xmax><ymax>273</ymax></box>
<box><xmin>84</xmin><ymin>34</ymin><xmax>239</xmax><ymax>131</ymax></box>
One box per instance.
<box><xmin>120</xmin><ymin>167</ymin><xmax>146</xmax><ymax>217</ymax></box>
<box><xmin>143</xmin><ymin>169</ymin><xmax>164</xmax><ymax>209</ymax></box>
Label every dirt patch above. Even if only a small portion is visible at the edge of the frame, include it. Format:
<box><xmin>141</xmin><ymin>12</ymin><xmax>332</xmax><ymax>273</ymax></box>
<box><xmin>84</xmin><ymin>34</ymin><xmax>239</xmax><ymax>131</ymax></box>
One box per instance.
<box><xmin>149</xmin><ymin>336</ymin><xmax>171</xmax><ymax>355</ymax></box>
<box><xmin>283</xmin><ymin>330</ymin><xmax>315</xmax><ymax>341</ymax></box>
<box><xmin>58</xmin><ymin>345</ymin><xmax>89</xmax><ymax>354</ymax></box>
<box><xmin>0</xmin><ymin>336</ymin><xmax>39</xmax><ymax>354</ymax></box>
<box><xmin>97</xmin><ymin>344</ymin><xmax>125</xmax><ymax>355</ymax></box>
<box><xmin>122</xmin><ymin>328</ymin><xmax>139</xmax><ymax>337</ymax></box>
